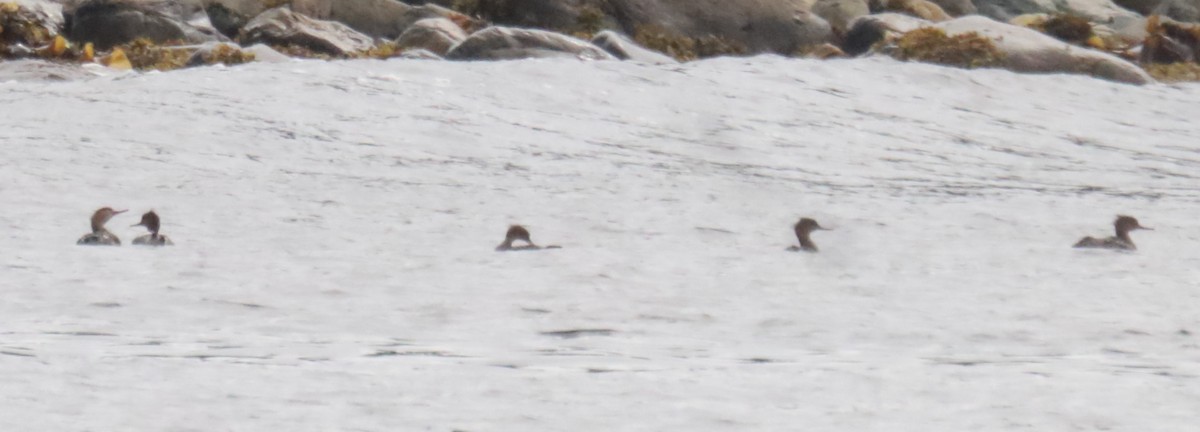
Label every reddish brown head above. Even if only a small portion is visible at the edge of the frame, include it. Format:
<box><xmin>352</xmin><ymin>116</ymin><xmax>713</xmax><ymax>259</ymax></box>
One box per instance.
<box><xmin>497</xmin><ymin>225</ymin><xmax>535</xmax><ymax>251</ymax></box>
<box><xmin>795</xmin><ymin>218</ymin><xmax>825</xmax><ymax>235</ymax></box>
<box><xmin>132</xmin><ymin>211</ymin><xmax>162</xmax><ymax>235</ymax></box>
<box><xmin>90</xmin><ymin>207</ymin><xmax>127</xmax><ymax>233</ymax></box>
<box><xmin>793</xmin><ymin>217</ymin><xmax>827</xmax><ymax>252</ymax></box>
<box><xmin>1114</xmin><ymin>215</ymin><xmax>1150</xmax><ymax>236</ymax></box>
<box><xmin>506</xmin><ymin>225</ymin><xmax>532</xmax><ymax>244</ymax></box>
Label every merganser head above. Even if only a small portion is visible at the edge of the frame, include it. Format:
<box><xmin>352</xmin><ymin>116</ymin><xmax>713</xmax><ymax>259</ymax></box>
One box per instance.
<box><xmin>90</xmin><ymin>207</ymin><xmax>127</xmax><ymax>232</ymax></box>
<box><xmin>791</xmin><ymin>217</ymin><xmax>828</xmax><ymax>252</ymax></box>
<box><xmin>1115</xmin><ymin>215</ymin><xmax>1150</xmax><ymax>234</ymax></box>
<box><xmin>505</xmin><ymin>225</ymin><xmax>533</xmax><ymax>245</ymax></box>
<box><xmin>794</xmin><ymin>218</ymin><xmax>827</xmax><ymax>236</ymax></box>
<box><xmin>132</xmin><ymin>211</ymin><xmax>162</xmax><ymax>235</ymax></box>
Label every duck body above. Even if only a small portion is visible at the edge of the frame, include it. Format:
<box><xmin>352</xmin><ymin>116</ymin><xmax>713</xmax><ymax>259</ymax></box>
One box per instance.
<box><xmin>131</xmin><ymin>211</ymin><xmax>173</xmax><ymax>247</ymax></box>
<box><xmin>133</xmin><ymin>233</ymin><xmax>174</xmax><ymax>246</ymax></box>
<box><xmin>1073</xmin><ymin>215</ymin><xmax>1149</xmax><ymax>251</ymax></box>
<box><xmin>77</xmin><ymin>207</ymin><xmax>126</xmax><ymax>246</ymax></box>
<box><xmin>77</xmin><ymin>230</ymin><xmax>121</xmax><ymax>246</ymax></box>
<box><xmin>1073</xmin><ymin>236</ymin><xmax>1135</xmax><ymax>250</ymax></box>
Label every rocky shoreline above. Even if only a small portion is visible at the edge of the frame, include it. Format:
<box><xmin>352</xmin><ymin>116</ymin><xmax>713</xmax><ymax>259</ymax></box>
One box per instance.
<box><xmin>2</xmin><ymin>0</ymin><xmax>1199</xmax><ymax>84</ymax></box>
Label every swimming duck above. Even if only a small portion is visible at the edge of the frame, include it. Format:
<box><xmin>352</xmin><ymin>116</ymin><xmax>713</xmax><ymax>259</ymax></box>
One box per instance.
<box><xmin>1074</xmin><ymin>215</ymin><xmax>1151</xmax><ymax>250</ymax></box>
<box><xmin>787</xmin><ymin>217</ymin><xmax>827</xmax><ymax>252</ymax></box>
<box><xmin>496</xmin><ymin>225</ymin><xmax>561</xmax><ymax>251</ymax></box>
<box><xmin>131</xmin><ymin>210</ymin><xmax>174</xmax><ymax>246</ymax></box>
<box><xmin>76</xmin><ymin>207</ymin><xmax>126</xmax><ymax>246</ymax></box>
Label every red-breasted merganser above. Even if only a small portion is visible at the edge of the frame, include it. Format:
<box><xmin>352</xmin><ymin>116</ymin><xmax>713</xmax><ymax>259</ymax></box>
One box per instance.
<box><xmin>1074</xmin><ymin>215</ymin><xmax>1151</xmax><ymax>250</ymax></box>
<box><xmin>76</xmin><ymin>207</ymin><xmax>126</xmax><ymax>246</ymax></box>
<box><xmin>787</xmin><ymin>217</ymin><xmax>828</xmax><ymax>252</ymax></box>
<box><xmin>131</xmin><ymin>210</ymin><xmax>174</xmax><ymax>246</ymax></box>
<box><xmin>496</xmin><ymin>225</ymin><xmax>561</xmax><ymax>251</ymax></box>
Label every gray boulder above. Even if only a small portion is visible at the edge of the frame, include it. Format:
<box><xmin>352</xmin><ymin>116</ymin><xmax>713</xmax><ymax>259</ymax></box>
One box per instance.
<box><xmin>203</xmin><ymin>2</ymin><xmax>248</xmax><ymax>39</ymax></box>
<box><xmin>204</xmin><ymin>0</ymin><xmax>478</xmax><ymax>40</ymax></box>
<box><xmin>590</xmin><ymin>30</ymin><xmax>678</xmax><ymax>63</ymax></box>
<box><xmin>973</xmin><ymin>0</ymin><xmax>1142</xmax><ymax>22</ymax></box>
<box><xmin>183</xmin><ymin>40</ymin><xmax>273</xmax><ymax>66</ymax></box>
<box><xmin>878</xmin><ymin>0</ymin><xmax>953</xmax><ymax>21</ymax></box>
<box><xmin>332</xmin><ymin>1</ymin><xmax>477</xmax><ymax>40</ymax></box>
<box><xmin>471</xmin><ymin>0</ymin><xmax>833</xmax><ymax>55</ymax></box>
<box><xmin>934</xmin><ymin>16</ymin><xmax>1153</xmax><ymax>84</ymax></box>
<box><xmin>394</xmin><ymin>17</ymin><xmax>467</xmax><ymax>56</ymax></box>
<box><xmin>464</xmin><ymin>0</ymin><xmax>592</xmax><ymax>32</ymax></box>
<box><xmin>843</xmin><ymin>12</ymin><xmax>930</xmax><ymax>55</ymax></box>
<box><xmin>1152</xmin><ymin>0</ymin><xmax>1200</xmax><ymax>23</ymax></box>
<box><xmin>397</xmin><ymin>48</ymin><xmax>444</xmax><ymax>59</ymax></box>
<box><xmin>446</xmin><ymin>26</ymin><xmax>616</xmax><ymax>60</ymax></box>
<box><xmin>812</xmin><ymin>0</ymin><xmax>872</xmax><ymax>35</ymax></box>
<box><xmin>1111</xmin><ymin>0</ymin><xmax>1160</xmax><ymax>15</ymax></box>
<box><xmin>67</xmin><ymin>0</ymin><xmax>219</xmax><ymax>50</ymax></box>
<box><xmin>240</xmin><ymin>7</ymin><xmax>376</xmax><ymax>57</ymax></box>
<box><xmin>242</xmin><ymin>43</ymin><xmax>292</xmax><ymax>63</ymax></box>
<box><xmin>927</xmin><ymin>0</ymin><xmax>978</xmax><ymax>16</ymax></box>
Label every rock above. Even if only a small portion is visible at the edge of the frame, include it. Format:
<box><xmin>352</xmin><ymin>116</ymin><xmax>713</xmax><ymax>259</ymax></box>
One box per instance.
<box><xmin>884</xmin><ymin>0</ymin><xmax>952</xmax><ymax>21</ymax></box>
<box><xmin>184</xmin><ymin>41</ymin><xmax>254</xmax><ymax>67</ymax></box>
<box><xmin>812</xmin><ymin>0</ymin><xmax>871</xmax><ymax>35</ymax></box>
<box><xmin>933</xmin><ymin>16</ymin><xmax>1153</xmax><ymax>84</ymax></box>
<box><xmin>466</xmin><ymin>0</ymin><xmax>592</xmax><ymax>32</ymax></box>
<box><xmin>67</xmin><ymin>0</ymin><xmax>218</xmax><ymax>50</ymax></box>
<box><xmin>1111</xmin><ymin>0</ymin><xmax>1161</xmax><ymax>15</ymax></box>
<box><xmin>843</xmin><ymin>12</ymin><xmax>931</xmax><ymax>55</ymax></box>
<box><xmin>394</xmin><ymin>17</ymin><xmax>467</xmax><ymax>56</ymax></box>
<box><xmin>397</xmin><ymin>48</ymin><xmax>444</xmax><ymax>59</ymax></box>
<box><xmin>1153</xmin><ymin>0</ymin><xmax>1200</xmax><ymax>23</ymax></box>
<box><xmin>805</xmin><ymin>42</ymin><xmax>848</xmax><ymax>58</ymax></box>
<box><xmin>242</xmin><ymin>43</ymin><xmax>292</xmax><ymax>63</ymax></box>
<box><xmin>1142</xmin><ymin>16</ymin><xmax>1200</xmax><ymax>64</ymax></box>
<box><xmin>471</xmin><ymin>0</ymin><xmax>833</xmax><ymax>55</ymax></box>
<box><xmin>445</xmin><ymin>26</ymin><xmax>616</xmax><ymax>60</ymax></box>
<box><xmin>239</xmin><ymin>7</ymin><xmax>376</xmax><ymax>57</ymax></box>
<box><xmin>330</xmin><ymin>1</ymin><xmax>476</xmax><ymax>40</ymax></box>
<box><xmin>927</xmin><ymin>0</ymin><xmax>978</xmax><ymax>16</ymax></box>
<box><xmin>590</xmin><ymin>30</ymin><xmax>677</xmax><ymax>63</ymax></box>
<box><xmin>1</xmin><ymin>0</ymin><xmax>64</xmax><ymax>50</ymax></box>
<box><xmin>205</xmin><ymin>0</ymin><xmax>479</xmax><ymax>40</ymax></box>
<box><xmin>0</xmin><ymin>59</ymin><xmax>96</xmax><ymax>81</ymax></box>
<box><xmin>203</xmin><ymin>2</ymin><xmax>246</xmax><ymax>39</ymax></box>
<box><xmin>973</xmin><ymin>0</ymin><xmax>1142</xmax><ymax>23</ymax></box>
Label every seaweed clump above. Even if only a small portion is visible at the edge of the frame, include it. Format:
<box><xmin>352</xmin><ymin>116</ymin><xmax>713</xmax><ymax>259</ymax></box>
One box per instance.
<box><xmin>0</xmin><ymin>1</ymin><xmax>53</xmax><ymax>48</ymax></box>
<box><xmin>633</xmin><ymin>25</ymin><xmax>746</xmax><ymax>61</ymax></box>
<box><xmin>570</xmin><ymin>4</ymin><xmax>606</xmax><ymax>39</ymax></box>
<box><xmin>118</xmin><ymin>38</ymin><xmax>191</xmax><ymax>71</ymax></box>
<box><xmin>199</xmin><ymin>43</ymin><xmax>256</xmax><ymax>66</ymax></box>
<box><xmin>1143</xmin><ymin>62</ymin><xmax>1200</xmax><ymax>82</ymax></box>
<box><xmin>1140</xmin><ymin>16</ymin><xmax>1200</xmax><ymax>81</ymax></box>
<box><xmin>1041</xmin><ymin>14</ymin><xmax>1095</xmax><ymax>45</ymax></box>
<box><xmin>1141</xmin><ymin>15</ymin><xmax>1200</xmax><ymax>64</ymax></box>
<box><xmin>892</xmin><ymin>27</ymin><xmax>1003</xmax><ymax>69</ymax></box>
<box><xmin>268</xmin><ymin>43</ymin><xmax>332</xmax><ymax>60</ymax></box>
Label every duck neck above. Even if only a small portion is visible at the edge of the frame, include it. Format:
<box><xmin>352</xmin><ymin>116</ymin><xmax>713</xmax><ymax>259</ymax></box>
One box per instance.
<box><xmin>797</xmin><ymin>233</ymin><xmax>818</xmax><ymax>252</ymax></box>
<box><xmin>1115</xmin><ymin>226</ymin><xmax>1132</xmax><ymax>243</ymax></box>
